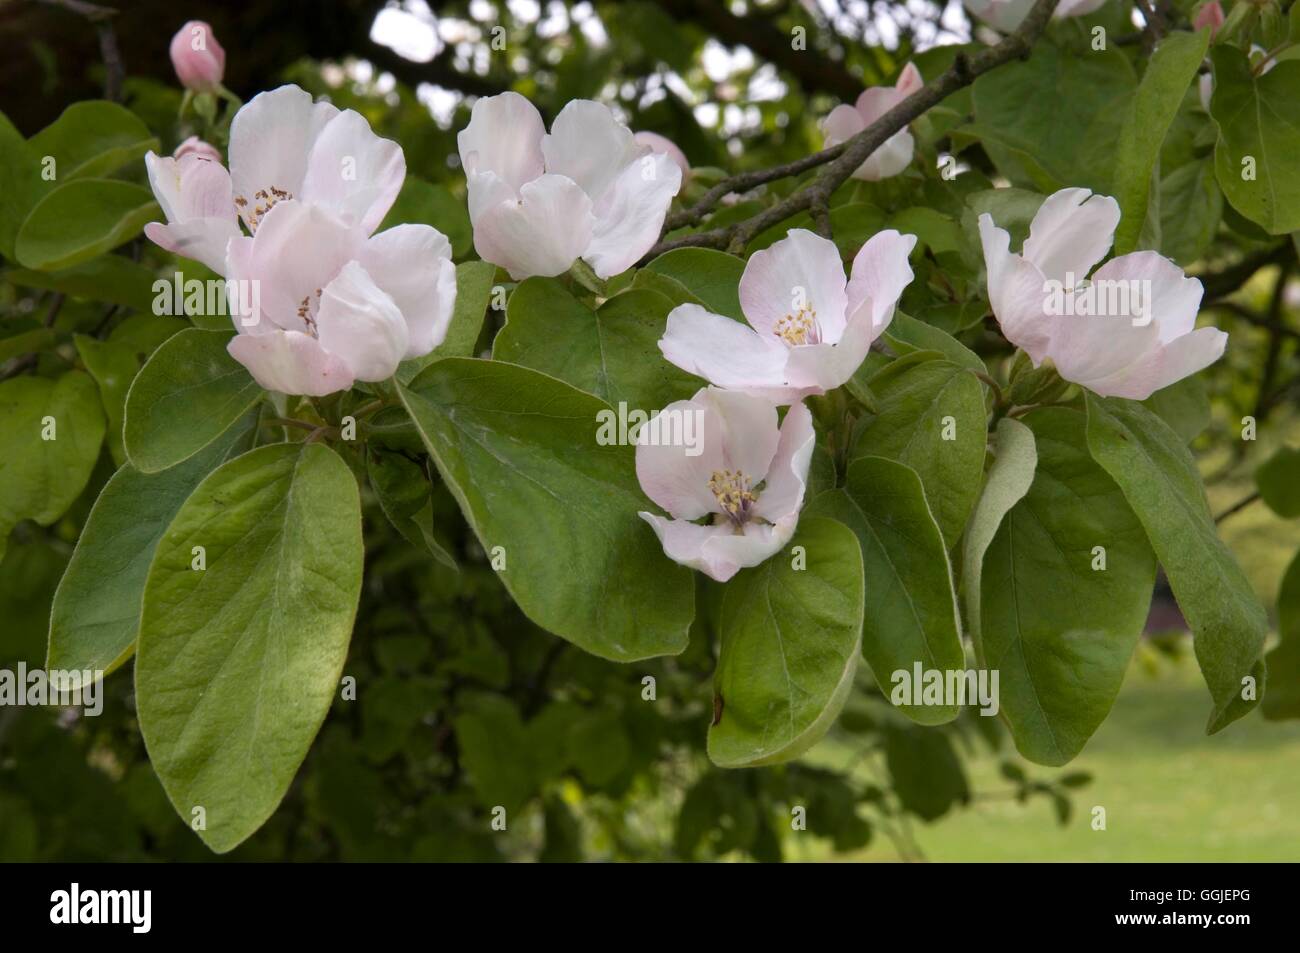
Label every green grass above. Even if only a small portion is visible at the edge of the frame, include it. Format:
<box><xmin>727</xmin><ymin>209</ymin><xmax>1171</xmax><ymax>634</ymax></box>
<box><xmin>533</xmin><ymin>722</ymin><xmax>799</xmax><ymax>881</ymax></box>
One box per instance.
<box><xmin>845</xmin><ymin>650</ymin><xmax>1300</xmax><ymax>861</ymax></box>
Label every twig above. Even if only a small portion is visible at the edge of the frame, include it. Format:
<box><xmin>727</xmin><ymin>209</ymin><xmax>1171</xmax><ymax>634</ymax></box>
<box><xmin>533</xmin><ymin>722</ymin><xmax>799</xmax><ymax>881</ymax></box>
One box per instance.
<box><xmin>0</xmin><ymin>292</ymin><xmax>64</xmax><ymax>382</ymax></box>
<box><xmin>35</xmin><ymin>0</ymin><xmax>123</xmax><ymax>102</ymax></box>
<box><xmin>642</xmin><ymin>0</ymin><xmax>1063</xmax><ymax>260</ymax></box>
<box><xmin>1215</xmin><ymin>491</ymin><xmax>1261</xmax><ymax>524</ymax></box>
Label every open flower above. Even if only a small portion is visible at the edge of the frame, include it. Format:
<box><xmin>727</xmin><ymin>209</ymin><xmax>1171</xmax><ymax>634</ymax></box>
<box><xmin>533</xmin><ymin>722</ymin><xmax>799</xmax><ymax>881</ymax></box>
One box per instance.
<box><xmin>169</xmin><ymin>20</ymin><xmax>225</xmax><ymax>93</ymax></box>
<box><xmin>457</xmin><ymin>92</ymin><xmax>683</xmax><ymax>279</ymax></box>
<box><xmin>143</xmin><ymin>85</ymin><xmax>453</xmax><ymax>396</ymax></box>
<box><xmin>821</xmin><ymin>63</ymin><xmax>923</xmax><ymax>181</ymax></box>
<box><xmin>637</xmin><ymin>388</ymin><xmax>814</xmax><ymax>583</ymax></box>
<box><xmin>658</xmin><ymin>228</ymin><xmax>916</xmax><ymax>404</ymax></box>
<box><xmin>979</xmin><ymin>187</ymin><xmax>1226</xmax><ymax>400</ymax></box>
<box><xmin>962</xmin><ymin>0</ymin><xmax>1106</xmax><ymax>33</ymax></box>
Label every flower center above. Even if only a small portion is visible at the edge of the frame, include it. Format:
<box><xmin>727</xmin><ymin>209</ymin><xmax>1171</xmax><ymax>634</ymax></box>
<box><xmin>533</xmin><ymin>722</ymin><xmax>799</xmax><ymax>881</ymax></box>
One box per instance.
<box><xmin>774</xmin><ymin>305</ymin><xmax>818</xmax><ymax>346</ymax></box>
<box><xmin>708</xmin><ymin>469</ymin><xmax>758</xmax><ymax>524</ymax></box>
<box><xmin>296</xmin><ymin>288</ymin><xmax>323</xmax><ymax>337</ymax></box>
<box><xmin>235</xmin><ymin>185</ymin><xmax>293</xmax><ymax>233</ymax></box>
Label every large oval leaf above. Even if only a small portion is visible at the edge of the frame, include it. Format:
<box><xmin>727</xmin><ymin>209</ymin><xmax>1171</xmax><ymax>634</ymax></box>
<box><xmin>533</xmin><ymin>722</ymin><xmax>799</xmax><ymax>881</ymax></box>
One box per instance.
<box><xmin>0</xmin><ymin>371</ymin><xmax>105</xmax><ymax>559</ymax></box>
<box><xmin>47</xmin><ymin>413</ymin><xmax>256</xmax><ymax>680</ymax></box>
<box><xmin>136</xmin><ymin>442</ymin><xmax>363</xmax><ymax>853</ymax></box>
<box><xmin>28</xmin><ymin>100</ymin><xmax>159</xmax><ymax>181</ymax></box>
<box><xmin>806</xmin><ymin>455</ymin><xmax>964</xmax><ymax>725</ymax></box>
<box><xmin>494</xmin><ymin>279</ymin><xmax>699</xmax><ymax>409</ymax></box>
<box><xmin>397</xmin><ymin>358</ymin><xmax>693</xmax><ymax>661</ymax></box>
<box><xmin>637</xmin><ymin>247</ymin><xmax>745</xmax><ymax>320</ymax></box>
<box><xmin>15</xmin><ymin>179</ymin><xmax>158</xmax><ymax>271</ymax></box>
<box><xmin>850</xmin><ymin>353</ymin><xmax>987</xmax><ymax>548</ymax></box>
<box><xmin>978</xmin><ymin>407</ymin><xmax>1155</xmax><ymax>766</ymax></box>
<box><xmin>707</xmin><ymin>517</ymin><xmax>864</xmax><ymax>767</ymax></box>
<box><xmin>123</xmin><ymin>328</ymin><xmax>262</xmax><ymax>473</ymax></box>
<box><xmin>1085</xmin><ymin>393</ymin><xmax>1267</xmax><ymax>733</ymax></box>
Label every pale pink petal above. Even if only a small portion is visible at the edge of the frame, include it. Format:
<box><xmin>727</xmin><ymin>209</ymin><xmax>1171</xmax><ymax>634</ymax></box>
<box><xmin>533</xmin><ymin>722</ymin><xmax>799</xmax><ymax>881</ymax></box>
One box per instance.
<box><xmin>144</xmin><ymin>152</ymin><xmax>240</xmax><ymax>274</ymax></box>
<box><xmin>1090</xmin><ymin>250</ymin><xmax>1203</xmax><ymax>344</ymax></box>
<box><xmin>228</xmin><ymin>85</ymin><xmax>338</xmax><ymax>231</ymax></box>
<box><xmin>697</xmin><ymin>386</ymin><xmax>782</xmax><ymax>483</ymax></box>
<box><xmin>979</xmin><ymin>212</ymin><xmax>1057</xmax><ymax>363</ymax></box>
<box><xmin>963</xmin><ymin>0</ymin><xmax>1035</xmax><ymax>31</ymax></box>
<box><xmin>584</xmin><ymin>152</ymin><xmax>682</xmax><ymax>278</ymax></box>
<box><xmin>1056</xmin><ymin>0</ymin><xmax>1108</xmax><ymax>16</ymax></box>
<box><xmin>852</xmin><ymin>130</ymin><xmax>915</xmax><ymax>181</ymax></box>
<box><xmin>1081</xmin><ymin>327</ymin><xmax>1226</xmax><ymax>400</ymax></box>
<box><xmin>633</xmin><ymin>131</ymin><xmax>690</xmax><ymax>179</ymax></box>
<box><xmin>854</xmin><ymin>85</ymin><xmax>908</xmax><ymax>124</ymax></box>
<box><xmin>739</xmin><ymin>228</ymin><xmax>848</xmax><ymax>343</ymax></box>
<box><xmin>1048</xmin><ymin>313</ymin><xmax>1160</xmax><ymax>392</ymax></box>
<box><xmin>637</xmin><ymin>513</ymin><xmax>794</xmax><ymax>583</ymax></box>
<box><xmin>752</xmin><ymin>402</ymin><xmax>814</xmax><ymax>523</ymax></box>
<box><xmin>223</xmin><ymin>235</ymin><xmax>272</xmax><ymax>333</ymax></box>
<box><xmin>636</xmin><ymin>395</ymin><xmax>725</xmax><ymax>520</ymax></box>
<box><xmin>244</xmin><ymin>200</ymin><xmax>363</xmax><ymax>330</ymax></box>
<box><xmin>1021</xmin><ymin>188</ymin><xmax>1120</xmax><ymax>286</ymax></box>
<box><xmin>360</xmin><ymin>224</ymin><xmax>457</xmax><ymax>357</ymax></box>
<box><xmin>895</xmin><ymin>62</ymin><xmax>924</xmax><ymax>97</ymax></box>
<box><xmin>782</xmin><ymin>302</ymin><xmax>879</xmax><ymax>392</ymax></box>
<box><xmin>821</xmin><ymin>103</ymin><xmax>866</xmax><ymax>148</ymax></box>
<box><xmin>301</xmin><ymin>109</ymin><xmax>405</xmax><ymax>235</ymax></box>
<box><xmin>314</xmin><ymin>261</ymin><xmax>408</xmax><ymax>382</ymax></box>
<box><xmin>541</xmin><ymin>99</ymin><xmax>642</xmax><ymax>203</ymax></box>
<box><xmin>659</xmin><ymin>304</ymin><xmax>792</xmax><ymax>396</ymax></box>
<box><xmin>456</xmin><ymin>91</ymin><xmax>546</xmax><ymax>192</ymax></box>
<box><xmin>144</xmin><ymin>220</ymin><xmax>239</xmax><ymax>277</ymax></box>
<box><xmin>227</xmin><ymin>329</ymin><xmax>354</xmax><ymax>396</ymax></box>
<box><xmin>471</xmin><ymin>173</ymin><xmax>594</xmax><ymax>279</ymax></box>
<box><xmin>846</xmin><ymin>229</ymin><xmax>917</xmax><ymax>332</ymax></box>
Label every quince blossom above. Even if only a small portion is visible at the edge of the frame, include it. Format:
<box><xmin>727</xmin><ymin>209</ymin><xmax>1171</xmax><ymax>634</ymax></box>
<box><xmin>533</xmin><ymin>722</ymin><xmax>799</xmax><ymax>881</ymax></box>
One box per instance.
<box><xmin>637</xmin><ymin>388</ymin><xmax>814</xmax><ymax>583</ymax></box>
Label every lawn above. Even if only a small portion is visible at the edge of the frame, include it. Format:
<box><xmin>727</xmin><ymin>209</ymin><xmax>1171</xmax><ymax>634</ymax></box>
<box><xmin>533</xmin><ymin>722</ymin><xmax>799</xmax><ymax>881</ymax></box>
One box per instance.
<box><xmin>841</xmin><ymin>651</ymin><xmax>1300</xmax><ymax>861</ymax></box>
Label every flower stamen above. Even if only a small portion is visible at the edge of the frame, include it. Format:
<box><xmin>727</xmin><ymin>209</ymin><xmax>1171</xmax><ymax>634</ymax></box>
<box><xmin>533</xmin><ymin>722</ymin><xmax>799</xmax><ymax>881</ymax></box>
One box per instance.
<box><xmin>708</xmin><ymin>469</ymin><xmax>758</xmax><ymax>524</ymax></box>
<box><xmin>774</xmin><ymin>305</ymin><xmax>818</xmax><ymax>346</ymax></box>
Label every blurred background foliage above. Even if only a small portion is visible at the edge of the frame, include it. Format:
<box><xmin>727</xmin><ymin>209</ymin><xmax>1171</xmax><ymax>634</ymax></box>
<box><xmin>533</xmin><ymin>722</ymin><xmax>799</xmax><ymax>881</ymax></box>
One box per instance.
<box><xmin>1</xmin><ymin>0</ymin><xmax>1297</xmax><ymax>861</ymax></box>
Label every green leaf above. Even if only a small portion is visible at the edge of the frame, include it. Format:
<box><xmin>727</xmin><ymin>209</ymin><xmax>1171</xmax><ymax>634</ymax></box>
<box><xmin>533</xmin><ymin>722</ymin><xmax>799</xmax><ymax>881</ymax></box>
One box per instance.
<box><xmin>1085</xmin><ymin>394</ymin><xmax>1267</xmax><ymax>732</ymax></box>
<box><xmin>454</xmin><ymin>694</ymin><xmax>536</xmax><ymax>813</ymax></box>
<box><xmin>123</xmin><ymin>328</ymin><xmax>262</xmax><ymax>473</ymax></box>
<box><xmin>0</xmin><ymin>371</ymin><xmax>106</xmax><ymax>559</ymax></box>
<box><xmin>962</xmin><ymin>415</ymin><xmax>1037</xmax><ymax>656</ymax></box>
<box><xmin>1142</xmin><ymin>374</ymin><xmax>1211</xmax><ymax>443</ymax></box>
<box><xmin>0</xmin><ymin>110</ymin><xmax>48</xmax><ymax>261</ymax></box>
<box><xmin>1211</xmin><ymin>47</ymin><xmax>1300</xmax><ymax>234</ymax></box>
<box><xmin>366</xmin><ymin>445</ymin><xmax>457</xmax><ymax>570</ymax></box>
<box><xmin>1159</xmin><ymin>158</ymin><xmax>1223</xmax><ymax>266</ymax></box>
<box><xmin>0</xmin><ymin>321</ymin><xmax>55</xmax><ymax>363</ymax></box>
<box><xmin>5</xmin><ymin>255</ymin><xmax>159</xmax><ymax>311</ymax></box>
<box><xmin>46</xmin><ymin>414</ymin><xmax>255</xmax><ymax>679</ymax></box>
<box><xmin>883</xmin><ymin>311</ymin><xmax>986</xmax><ymax>372</ymax></box>
<box><xmin>1112</xmin><ymin>29</ymin><xmax>1210</xmax><ymax>255</ymax></box>
<box><xmin>136</xmin><ymin>442</ymin><xmax>363</xmax><ymax>853</ymax></box>
<box><xmin>74</xmin><ymin>334</ymin><xmax>139</xmax><ymax>465</ymax></box>
<box><xmin>1256</xmin><ymin>445</ymin><xmax>1300</xmax><ymax>518</ymax></box>
<box><xmin>707</xmin><ymin>517</ymin><xmax>864</xmax><ymax>767</ymax></box>
<box><xmin>15</xmin><ymin>179</ymin><xmax>158</xmax><ymax>272</ymax></box>
<box><xmin>806</xmin><ymin>457</ymin><xmax>964</xmax><ymax>725</ymax></box>
<box><xmin>378</xmin><ymin>176</ymin><xmax>472</xmax><ymax>259</ymax></box>
<box><xmin>397</xmin><ymin>358</ymin><xmax>693</xmax><ymax>661</ymax></box>
<box><xmin>395</xmin><ymin>260</ymin><xmax>496</xmax><ymax>385</ymax></box>
<box><xmin>494</xmin><ymin>279</ymin><xmax>700</xmax><ymax>408</ymax></box>
<box><xmin>640</xmin><ymin>247</ymin><xmax>745</xmax><ymax>321</ymax></box>
<box><xmin>850</xmin><ymin>354</ymin><xmax>987</xmax><ymax>547</ymax></box>
<box><xmin>979</xmin><ymin>407</ymin><xmax>1156</xmax><ymax>765</ymax></box>
<box><xmin>968</xmin><ymin>44</ymin><xmax>1136</xmax><ymax>194</ymax></box>
<box><xmin>885</xmin><ymin>723</ymin><xmax>970</xmax><ymax>821</ymax></box>
<box><xmin>28</xmin><ymin>101</ymin><xmax>159</xmax><ymax>181</ymax></box>
<box><xmin>1262</xmin><ymin>548</ymin><xmax>1300</xmax><ymax>720</ymax></box>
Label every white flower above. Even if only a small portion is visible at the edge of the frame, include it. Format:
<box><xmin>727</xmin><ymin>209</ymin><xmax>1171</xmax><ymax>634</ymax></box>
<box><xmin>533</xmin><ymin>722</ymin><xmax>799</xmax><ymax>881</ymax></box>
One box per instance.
<box><xmin>637</xmin><ymin>388</ymin><xmax>814</xmax><ymax>583</ymax></box>
<box><xmin>820</xmin><ymin>63</ymin><xmax>923</xmax><ymax>181</ymax></box>
<box><xmin>457</xmin><ymin>92</ymin><xmax>683</xmax><ymax>279</ymax></box>
<box><xmin>658</xmin><ymin>228</ymin><xmax>916</xmax><ymax>403</ymax></box>
<box><xmin>979</xmin><ymin>187</ymin><xmax>1227</xmax><ymax>400</ymax></box>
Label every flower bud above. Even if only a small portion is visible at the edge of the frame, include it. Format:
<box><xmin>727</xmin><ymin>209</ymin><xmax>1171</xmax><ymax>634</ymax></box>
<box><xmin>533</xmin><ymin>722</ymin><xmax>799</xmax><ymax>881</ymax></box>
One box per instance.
<box><xmin>169</xmin><ymin>20</ymin><xmax>225</xmax><ymax>92</ymax></box>
<box><xmin>173</xmin><ymin>135</ymin><xmax>222</xmax><ymax>163</ymax></box>
<box><xmin>1193</xmin><ymin>1</ymin><xmax>1225</xmax><ymax>38</ymax></box>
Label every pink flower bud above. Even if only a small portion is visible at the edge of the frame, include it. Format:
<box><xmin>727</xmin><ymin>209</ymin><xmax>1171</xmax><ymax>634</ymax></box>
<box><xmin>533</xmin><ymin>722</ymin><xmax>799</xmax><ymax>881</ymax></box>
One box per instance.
<box><xmin>173</xmin><ymin>136</ymin><xmax>222</xmax><ymax>163</ymax></box>
<box><xmin>1193</xmin><ymin>1</ymin><xmax>1224</xmax><ymax>38</ymax></box>
<box><xmin>169</xmin><ymin>20</ymin><xmax>225</xmax><ymax>92</ymax></box>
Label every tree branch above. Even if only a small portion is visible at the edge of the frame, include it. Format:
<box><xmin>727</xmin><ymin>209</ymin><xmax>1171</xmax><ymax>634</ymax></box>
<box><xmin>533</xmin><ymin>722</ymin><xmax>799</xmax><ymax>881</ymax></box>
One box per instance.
<box><xmin>35</xmin><ymin>0</ymin><xmax>123</xmax><ymax>102</ymax></box>
<box><xmin>643</xmin><ymin>0</ymin><xmax>1062</xmax><ymax>260</ymax></box>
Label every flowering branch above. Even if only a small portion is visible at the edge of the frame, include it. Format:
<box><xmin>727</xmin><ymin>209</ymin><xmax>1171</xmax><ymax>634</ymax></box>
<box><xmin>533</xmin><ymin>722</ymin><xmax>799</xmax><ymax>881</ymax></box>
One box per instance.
<box><xmin>643</xmin><ymin>0</ymin><xmax>1063</xmax><ymax>260</ymax></box>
